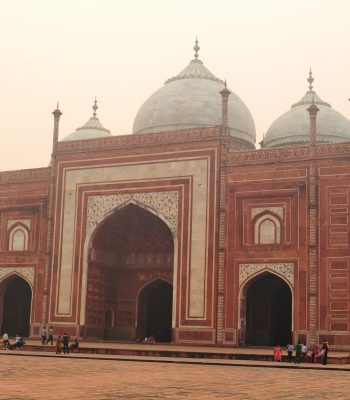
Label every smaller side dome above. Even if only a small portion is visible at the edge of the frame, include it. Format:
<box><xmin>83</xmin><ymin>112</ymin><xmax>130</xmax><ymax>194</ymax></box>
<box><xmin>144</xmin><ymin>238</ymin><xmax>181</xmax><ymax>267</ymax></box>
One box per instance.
<box><xmin>263</xmin><ymin>71</ymin><xmax>350</xmax><ymax>148</ymax></box>
<box><xmin>62</xmin><ymin>99</ymin><xmax>111</xmax><ymax>141</ymax></box>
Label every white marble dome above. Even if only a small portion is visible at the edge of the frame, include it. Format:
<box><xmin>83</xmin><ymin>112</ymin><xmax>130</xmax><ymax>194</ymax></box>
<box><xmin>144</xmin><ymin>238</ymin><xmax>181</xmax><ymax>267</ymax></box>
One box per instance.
<box><xmin>62</xmin><ymin>100</ymin><xmax>111</xmax><ymax>142</ymax></box>
<box><xmin>133</xmin><ymin>49</ymin><xmax>256</xmax><ymax>146</ymax></box>
<box><xmin>263</xmin><ymin>76</ymin><xmax>350</xmax><ymax>148</ymax></box>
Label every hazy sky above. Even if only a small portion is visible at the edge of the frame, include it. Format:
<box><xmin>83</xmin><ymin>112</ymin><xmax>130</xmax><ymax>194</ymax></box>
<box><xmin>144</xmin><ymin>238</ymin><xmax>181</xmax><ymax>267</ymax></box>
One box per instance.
<box><xmin>0</xmin><ymin>0</ymin><xmax>349</xmax><ymax>171</ymax></box>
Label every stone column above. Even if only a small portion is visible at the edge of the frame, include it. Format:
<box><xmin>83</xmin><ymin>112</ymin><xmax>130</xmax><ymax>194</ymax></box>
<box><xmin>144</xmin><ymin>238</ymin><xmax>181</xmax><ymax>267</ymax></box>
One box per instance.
<box><xmin>216</xmin><ymin>84</ymin><xmax>231</xmax><ymax>344</ymax></box>
<box><xmin>307</xmin><ymin>102</ymin><xmax>319</xmax><ymax>346</ymax></box>
<box><xmin>42</xmin><ymin>106</ymin><xmax>62</xmax><ymax>325</ymax></box>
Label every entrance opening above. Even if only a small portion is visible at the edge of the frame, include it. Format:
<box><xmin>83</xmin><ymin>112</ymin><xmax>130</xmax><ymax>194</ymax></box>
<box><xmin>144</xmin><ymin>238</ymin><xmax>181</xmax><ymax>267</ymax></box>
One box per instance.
<box><xmin>1</xmin><ymin>276</ymin><xmax>32</xmax><ymax>337</ymax></box>
<box><xmin>245</xmin><ymin>273</ymin><xmax>292</xmax><ymax>346</ymax></box>
<box><xmin>137</xmin><ymin>279</ymin><xmax>173</xmax><ymax>342</ymax></box>
<box><xmin>85</xmin><ymin>203</ymin><xmax>174</xmax><ymax>341</ymax></box>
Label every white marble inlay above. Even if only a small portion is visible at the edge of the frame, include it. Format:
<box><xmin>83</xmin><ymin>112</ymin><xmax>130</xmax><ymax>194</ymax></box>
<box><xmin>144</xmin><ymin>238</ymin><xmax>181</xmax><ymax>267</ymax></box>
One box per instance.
<box><xmin>0</xmin><ymin>266</ymin><xmax>35</xmax><ymax>285</ymax></box>
<box><xmin>251</xmin><ymin>206</ymin><xmax>284</xmax><ymax>220</ymax></box>
<box><xmin>87</xmin><ymin>191</ymin><xmax>178</xmax><ymax>234</ymax></box>
<box><xmin>7</xmin><ymin>219</ymin><xmax>31</xmax><ymax>229</ymax></box>
<box><xmin>57</xmin><ymin>157</ymin><xmax>210</xmax><ymax>319</ymax></box>
<box><xmin>239</xmin><ymin>262</ymin><xmax>294</xmax><ymax>287</ymax></box>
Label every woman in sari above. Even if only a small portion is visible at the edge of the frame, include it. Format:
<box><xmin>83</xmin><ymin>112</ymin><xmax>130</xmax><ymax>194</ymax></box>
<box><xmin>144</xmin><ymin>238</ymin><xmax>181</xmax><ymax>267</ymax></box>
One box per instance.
<box><xmin>274</xmin><ymin>344</ymin><xmax>283</xmax><ymax>362</ymax></box>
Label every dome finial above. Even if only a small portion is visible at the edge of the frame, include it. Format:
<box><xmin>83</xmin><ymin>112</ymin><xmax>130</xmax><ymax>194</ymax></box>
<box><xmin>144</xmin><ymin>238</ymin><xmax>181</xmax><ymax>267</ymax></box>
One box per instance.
<box><xmin>92</xmin><ymin>97</ymin><xmax>98</xmax><ymax>117</ymax></box>
<box><xmin>308</xmin><ymin>68</ymin><xmax>314</xmax><ymax>92</ymax></box>
<box><xmin>193</xmin><ymin>36</ymin><xmax>200</xmax><ymax>60</ymax></box>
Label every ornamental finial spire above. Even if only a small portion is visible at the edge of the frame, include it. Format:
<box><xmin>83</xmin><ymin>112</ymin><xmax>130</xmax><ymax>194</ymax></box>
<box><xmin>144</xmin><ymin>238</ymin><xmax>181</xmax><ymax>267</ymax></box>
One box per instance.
<box><xmin>92</xmin><ymin>97</ymin><xmax>98</xmax><ymax>117</ymax></box>
<box><xmin>308</xmin><ymin>68</ymin><xmax>314</xmax><ymax>92</ymax></box>
<box><xmin>193</xmin><ymin>36</ymin><xmax>200</xmax><ymax>60</ymax></box>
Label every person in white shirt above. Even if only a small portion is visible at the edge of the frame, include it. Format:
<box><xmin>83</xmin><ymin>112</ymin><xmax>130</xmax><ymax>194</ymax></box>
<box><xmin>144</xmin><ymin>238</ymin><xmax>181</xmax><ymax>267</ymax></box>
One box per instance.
<box><xmin>301</xmin><ymin>343</ymin><xmax>308</xmax><ymax>362</ymax></box>
<box><xmin>2</xmin><ymin>333</ymin><xmax>10</xmax><ymax>349</ymax></box>
<box><xmin>286</xmin><ymin>343</ymin><xmax>294</xmax><ymax>363</ymax></box>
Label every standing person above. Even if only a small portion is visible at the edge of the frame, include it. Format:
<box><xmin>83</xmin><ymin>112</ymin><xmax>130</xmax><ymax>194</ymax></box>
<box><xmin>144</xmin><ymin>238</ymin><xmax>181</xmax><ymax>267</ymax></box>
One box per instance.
<box><xmin>301</xmin><ymin>343</ymin><xmax>308</xmax><ymax>362</ymax></box>
<box><xmin>294</xmin><ymin>341</ymin><xmax>302</xmax><ymax>364</ymax></box>
<box><xmin>273</xmin><ymin>344</ymin><xmax>282</xmax><ymax>362</ymax></box>
<box><xmin>286</xmin><ymin>343</ymin><xmax>294</xmax><ymax>363</ymax></box>
<box><xmin>62</xmin><ymin>332</ymin><xmax>70</xmax><ymax>355</ymax></box>
<box><xmin>322</xmin><ymin>340</ymin><xmax>330</xmax><ymax>365</ymax></box>
<box><xmin>311</xmin><ymin>346</ymin><xmax>319</xmax><ymax>363</ymax></box>
<box><xmin>46</xmin><ymin>326</ymin><xmax>54</xmax><ymax>345</ymax></box>
<box><xmin>56</xmin><ymin>336</ymin><xmax>62</xmax><ymax>355</ymax></box>
<box><xmin>40</xmin><ymin>326</ymin><xmax>47</xmax><ymax>345</ymax></box>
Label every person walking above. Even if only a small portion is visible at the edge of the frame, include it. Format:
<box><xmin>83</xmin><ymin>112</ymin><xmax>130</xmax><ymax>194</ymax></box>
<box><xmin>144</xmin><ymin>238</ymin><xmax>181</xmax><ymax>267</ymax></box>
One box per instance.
<box><xmin>62</xmin><ymin>332</ymin><xmax>70</xmax><ymax>355</ymax></box>
<box><xmin>46</xmin><ymin>326</ymin><xmax>54</xmax><ymax>345</ymax></box>
<box><xmin>40</xmin><ymin>326</ymin><xmax>47</xmax><ymax>345</ymax></box>
<box><xmin>294</xmin><ymin>341</ymin><xmax>302</xmax><ymax>364</ymax></box>
<box><xmin>286</xmin><ymin>343</ymin><xmax>294</xmax><ymax>363</ymax></box>
<box><xmin>322</xmin><ymin>340</ymin><xmax>330</xmax><ymax>365</ymax></box>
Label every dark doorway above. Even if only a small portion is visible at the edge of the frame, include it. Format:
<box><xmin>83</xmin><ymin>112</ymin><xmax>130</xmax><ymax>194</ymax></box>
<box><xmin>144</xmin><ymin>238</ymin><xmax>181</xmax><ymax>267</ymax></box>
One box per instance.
<box><xmin>1</xmin><ymin>276</ymin><xmax>32</xmax><ymax>337</ymax></box>
<box><xmin>137</xmin><ymin>280</ymin><xmax>173</xmax><ymax>342</ymax></box>
<box><xmin>245</xmin><ymin>273</ymin><xmax>292</xmax><ymax>346</ymax></box>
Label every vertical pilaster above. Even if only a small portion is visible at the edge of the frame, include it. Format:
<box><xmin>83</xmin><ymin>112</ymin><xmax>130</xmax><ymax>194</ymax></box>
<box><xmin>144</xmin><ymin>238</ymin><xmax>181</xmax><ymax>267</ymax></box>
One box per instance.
<box><xmin>307</xmin><ymin>102</ymin><xmax>319</xmax><ymax>346</ymax></box>
<box><xmin>42</xmin><ymin>106</ymin><xmax>62</xmax><ymax>324</ymax></box>
<box><xmin>216</xmin><ymin>83</ymin><xmax>231</xmax><ymax>344</ymax></box>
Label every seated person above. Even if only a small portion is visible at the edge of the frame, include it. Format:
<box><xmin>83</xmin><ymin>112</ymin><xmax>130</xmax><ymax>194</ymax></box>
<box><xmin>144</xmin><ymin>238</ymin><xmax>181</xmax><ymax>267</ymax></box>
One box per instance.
<box><xmin>70</xmin><ymin>338</ymin><xmax>79</xmax><ymax>352</ymax></box>
<box><xmin>14</xmin><ymin>335</ymin><xmax>25</xmax><ymax>349</ymax></box>
<box><xmin>2</xmin><ymin>333</ymin><xmax>10</xmax><ymax>350</ymax></box>
<box><xmin>146</xmin><ymin>335</ymin><xmax>156</xmax><ymax>344</ymax></box>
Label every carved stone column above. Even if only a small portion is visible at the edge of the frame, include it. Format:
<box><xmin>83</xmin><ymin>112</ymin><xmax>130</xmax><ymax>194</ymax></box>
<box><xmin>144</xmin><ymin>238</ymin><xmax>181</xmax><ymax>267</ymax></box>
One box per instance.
<box><xmin>42</xmin><ymin>106</ymin><xmax>62</xmax><ymax>324</ymax></box>
<box><xmin>216</xmin><ymin>83</ymin><xmax>231</xmax><ymax>344</ymax></box>
<box><xmin>307</xmin><ymin>101</ymin><xmax>319</xmax><ymax>346</ymax></box>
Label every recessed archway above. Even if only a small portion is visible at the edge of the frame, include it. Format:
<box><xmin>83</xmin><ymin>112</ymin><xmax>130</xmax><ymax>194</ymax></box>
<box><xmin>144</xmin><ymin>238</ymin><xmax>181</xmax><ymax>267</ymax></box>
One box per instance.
<box><xmin>0</xmin><ymin>275</ymin><xmax>32</xmax><ymax>337</ymax></box>
<box><xmin>242</xmin><ymin>272</ymin><xmax>292</xmax><ymax>346</ymax></box>
<box><xmin>84</xmin><ymin>203</ymin><xmax>174</xmax><ymax>341</ymax></box>
<box><xmin>137</xmin><ymin>279</ymin><xmax>173</xmax><ymax>343</ymax></box>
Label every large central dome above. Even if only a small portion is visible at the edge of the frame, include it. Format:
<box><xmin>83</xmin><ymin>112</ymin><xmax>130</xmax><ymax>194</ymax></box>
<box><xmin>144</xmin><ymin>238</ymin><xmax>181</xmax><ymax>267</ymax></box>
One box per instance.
<box><xmin>133</xmin><ymin>41</ymin><xmax>256</xmax><ymax>146</ymax></box>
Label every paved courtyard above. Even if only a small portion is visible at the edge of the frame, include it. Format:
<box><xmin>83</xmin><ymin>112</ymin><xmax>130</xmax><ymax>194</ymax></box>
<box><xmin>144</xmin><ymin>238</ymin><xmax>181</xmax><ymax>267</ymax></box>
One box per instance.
<box><xmin>0</xmin><ymin>354</ymin><xmax>349</xmax><ymax>399</ymax></box>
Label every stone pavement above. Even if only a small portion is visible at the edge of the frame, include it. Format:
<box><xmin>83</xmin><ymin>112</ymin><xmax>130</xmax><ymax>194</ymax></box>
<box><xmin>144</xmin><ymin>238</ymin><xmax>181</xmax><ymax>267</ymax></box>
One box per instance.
<box><xmin>0</xmin><ymin>353</ymin><xmax>350</xmax><ymax>399</ymax></box>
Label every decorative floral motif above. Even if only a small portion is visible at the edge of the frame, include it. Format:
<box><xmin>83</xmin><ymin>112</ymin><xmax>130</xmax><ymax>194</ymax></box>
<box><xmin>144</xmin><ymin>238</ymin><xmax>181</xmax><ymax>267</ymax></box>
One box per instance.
<box><xmin>0</xmin><ymin>266</ymin><xmax>35</xmax><ymax>285</ymax></box>
<box><xmin>87</xmin><ymin>191</ymin><xmax>178</xmax><ymax>234</ymax></box>
<box><xmin>239</xmin><ymin>262</ymin><xmax>294</xmax><ymax>287</ymax></box>
<box><xmin>251</xmin><ymin>207</ymin><xmax>284</xmax><ymax>220</ymax></box>
<box><xmin>228</xmin><ymin>146</ymin><xmax>309</xmax><ymax>163</ymax></box>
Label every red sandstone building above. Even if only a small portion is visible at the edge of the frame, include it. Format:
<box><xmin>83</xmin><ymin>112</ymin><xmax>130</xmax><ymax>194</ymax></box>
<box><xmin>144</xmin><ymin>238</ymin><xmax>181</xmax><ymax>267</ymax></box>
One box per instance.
<box><xmin>1</xmin><ymin>43</ymin><xmax>350</xmax><ymax>349</ymax></box>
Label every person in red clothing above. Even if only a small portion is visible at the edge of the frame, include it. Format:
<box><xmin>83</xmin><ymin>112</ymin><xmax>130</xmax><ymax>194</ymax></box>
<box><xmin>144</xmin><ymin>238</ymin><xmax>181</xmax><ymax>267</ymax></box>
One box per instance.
<box><xmin>274</xmin><ymin>345</ymin><xmax>282</xmax><ymax>362</ymax></box>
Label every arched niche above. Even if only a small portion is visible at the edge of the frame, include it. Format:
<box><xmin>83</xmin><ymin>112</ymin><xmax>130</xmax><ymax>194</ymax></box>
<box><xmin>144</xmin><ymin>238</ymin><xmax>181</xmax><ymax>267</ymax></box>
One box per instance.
<box><xmin>0</xmin><ymin>274</ymin><xmax>32</xmax><ymax>336</ymax></box>
<box><xmin>136</xmin><ymin>278</ymin><xmax>173</xmax><ymax>343</ymax></box>
<box><xmin>83</xmin><ymin>203</ymin><xmax>175</xmax><ymax>341</ymax></box>
<box><xmin>8</xmin><ymin>224</ymin><xmax>29</xmax><ymax>251</ymax></box>
<box><xmin>238</xmin><ymin>271</ymin><xmax>293</xmax><ymax>346</ymax></box>
<box><xmin>253</xmin><ymin>212</ymin><xmax>281</xmax><ymax>244</ymax></box>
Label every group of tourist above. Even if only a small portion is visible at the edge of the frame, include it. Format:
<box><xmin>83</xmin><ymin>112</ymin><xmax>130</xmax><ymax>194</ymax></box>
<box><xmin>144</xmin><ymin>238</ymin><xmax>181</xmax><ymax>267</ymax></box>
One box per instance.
<box><xmin>40</xmin><ymin>326</ymin><xmax>79</xmax><ymax>355</ymax></box>
<box><xmin>274</xmin><ymin>340</ymin><xmax>330</xmax><ymax>365</ymax></box>
<box><xmin>1</xmin><ymin>332</ymin><xmax>25</xmax><ymax>350</ymax></box>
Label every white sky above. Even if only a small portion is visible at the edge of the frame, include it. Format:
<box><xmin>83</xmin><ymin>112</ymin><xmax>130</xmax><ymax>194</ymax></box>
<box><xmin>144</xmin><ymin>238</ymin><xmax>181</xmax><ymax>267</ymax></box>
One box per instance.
<box><xmin>0</xmin><ymin>0</ymin><xmax>349</xmax><ymax>171</ymax></box>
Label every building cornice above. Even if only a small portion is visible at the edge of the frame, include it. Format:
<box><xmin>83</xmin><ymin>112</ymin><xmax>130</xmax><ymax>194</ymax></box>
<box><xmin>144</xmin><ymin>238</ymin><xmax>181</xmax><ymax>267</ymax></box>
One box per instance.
<box><xmin>0</xmin><ymin>167</ymin><xmax>50</xmax><ymax>184</ymax></box>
